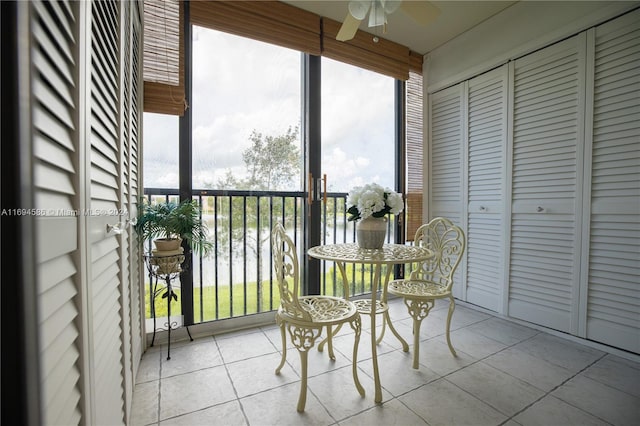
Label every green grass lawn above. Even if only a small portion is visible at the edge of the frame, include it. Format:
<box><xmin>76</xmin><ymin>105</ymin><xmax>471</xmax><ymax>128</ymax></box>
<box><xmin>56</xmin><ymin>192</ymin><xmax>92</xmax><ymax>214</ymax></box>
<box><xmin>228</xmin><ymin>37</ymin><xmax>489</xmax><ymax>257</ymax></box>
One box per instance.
<box><xmin>145</xmin><ymin>280</ymin><xmax>282</xmax><ymax>321</ymax></box>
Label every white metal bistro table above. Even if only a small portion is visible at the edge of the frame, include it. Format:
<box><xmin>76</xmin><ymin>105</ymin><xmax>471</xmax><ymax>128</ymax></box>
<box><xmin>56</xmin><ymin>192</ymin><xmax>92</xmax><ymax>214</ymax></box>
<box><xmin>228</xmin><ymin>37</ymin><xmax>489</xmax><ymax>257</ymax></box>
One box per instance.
<box><xmin>307</xmin><ymin>243</ymin><xmax>433</xmax><ymax>403</ymax></box>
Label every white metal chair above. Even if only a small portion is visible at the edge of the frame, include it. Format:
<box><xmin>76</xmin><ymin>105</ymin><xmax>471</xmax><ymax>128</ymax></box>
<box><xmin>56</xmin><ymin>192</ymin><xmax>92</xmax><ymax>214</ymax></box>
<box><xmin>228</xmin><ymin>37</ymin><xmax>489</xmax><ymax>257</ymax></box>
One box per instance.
<box><xmin>387</xmin><ymin>217</ymin><xmax>466</xmax><ymax>369</ymax></box>
<box><xmin>271</xmin><ymin>223</ymin><xmax>364</xmax><ymax>412</ymax></box>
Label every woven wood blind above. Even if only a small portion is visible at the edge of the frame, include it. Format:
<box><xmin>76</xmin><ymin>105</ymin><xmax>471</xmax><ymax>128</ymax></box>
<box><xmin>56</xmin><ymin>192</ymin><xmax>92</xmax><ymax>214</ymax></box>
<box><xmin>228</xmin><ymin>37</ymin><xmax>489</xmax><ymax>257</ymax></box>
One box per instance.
<box><xmin>190</xmin><ymin>1</ymin><xmax>322</xmax><ymax>55</ymax></box>
<box><xmin>322</xmin><ymin>18</ymin><xmax>419</xmax><ymax>81</ymax></box>
<box><xmin>143</xmin><ymin>0</ymin><xmax>186</xmax><ymax>115</ymax></box>
<box><xmin>409</xmin><ymin>51</ymin><xmax>423</xmax><ymax>73</ymax></box>
<box><xmin>406</xmin><ymin>71</ymin><xmax>424</xmax><ymax>240</ymax></box>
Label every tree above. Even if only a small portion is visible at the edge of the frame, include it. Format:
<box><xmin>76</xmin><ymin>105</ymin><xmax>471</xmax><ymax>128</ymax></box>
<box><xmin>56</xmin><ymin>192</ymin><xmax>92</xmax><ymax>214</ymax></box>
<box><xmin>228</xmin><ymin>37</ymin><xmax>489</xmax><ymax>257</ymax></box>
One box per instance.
<box><xmin>241</xmin><ymin>126</ymin><xmax>300</xmax><ymax>190</ymax></box>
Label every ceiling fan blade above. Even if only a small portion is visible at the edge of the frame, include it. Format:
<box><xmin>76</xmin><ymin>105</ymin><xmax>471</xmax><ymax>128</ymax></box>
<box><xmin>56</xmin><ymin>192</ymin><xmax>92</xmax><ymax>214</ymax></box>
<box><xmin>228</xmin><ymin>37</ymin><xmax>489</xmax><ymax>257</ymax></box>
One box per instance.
<box><xmin>400</xmin><ymin>1</ymin><xmax>441</xmax><ymax>26</ymax></box>
<box><xmin>336</xmin><ymin>12</ymin><xmax>362</xmax><ymax>41</ymax></box>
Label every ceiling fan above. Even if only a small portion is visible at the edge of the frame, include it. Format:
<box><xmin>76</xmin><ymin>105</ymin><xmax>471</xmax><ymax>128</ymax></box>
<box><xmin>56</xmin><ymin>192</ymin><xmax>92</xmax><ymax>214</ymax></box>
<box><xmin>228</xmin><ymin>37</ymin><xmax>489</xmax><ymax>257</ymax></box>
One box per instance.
<box><xmin>336</xmin><ymin>0</ymin><xmax>441</xmax><ymax>42</ymax></box>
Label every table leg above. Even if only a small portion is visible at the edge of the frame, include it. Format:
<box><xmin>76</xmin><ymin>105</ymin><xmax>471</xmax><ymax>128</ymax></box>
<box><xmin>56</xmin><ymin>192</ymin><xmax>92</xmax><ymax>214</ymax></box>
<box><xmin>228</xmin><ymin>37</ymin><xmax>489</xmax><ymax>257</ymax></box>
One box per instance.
<box><xmin>380</xmin><ymin>268</ymin><xmax>410</xmax><ymax>351</ymax></box>
<box><xmin>371</xmin><ymin>263</ymin><xmax>382</xmax><ymax>403</ymax></box>
<box><xmin>336</xmin><ymin>261</ymin><xmax>350</xmax><ymax>299</ymax></box>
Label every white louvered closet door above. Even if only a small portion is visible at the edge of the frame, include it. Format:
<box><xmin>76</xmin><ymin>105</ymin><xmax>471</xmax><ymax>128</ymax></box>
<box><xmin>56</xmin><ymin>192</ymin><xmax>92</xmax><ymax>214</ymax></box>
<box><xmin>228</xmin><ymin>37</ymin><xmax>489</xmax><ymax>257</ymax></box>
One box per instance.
<box><xmin>119</xmin><ymin>1</ymin><xmax>143</xmax><ymax>419</ymax></box>
<box><xmin>87</xmin><ymin>0</ymin><xmax>125</xmax><ymax>423</ymax></box>
<box><xmin>466</xmin><ymin>66</ymin><xmax>508</xmax><ymax>312</ymax></box>
<box><xmin>508</xmin><ymin>34</ymin><xmax>587</xmax><ymax>333</ymax></box>
<box><xmin>584</xmin><ymin>10</ymin><xmax>640</xmax><ymax>353</ymax></box>
<box><xmin>32</xmin><ymin>1</ymin><xmax>84</xmax><ymax>424</ymax></box>
<box><xmin>429</xmin><ymin>84</ymin><xmax>466</xmax><ymax>299</ymax></box>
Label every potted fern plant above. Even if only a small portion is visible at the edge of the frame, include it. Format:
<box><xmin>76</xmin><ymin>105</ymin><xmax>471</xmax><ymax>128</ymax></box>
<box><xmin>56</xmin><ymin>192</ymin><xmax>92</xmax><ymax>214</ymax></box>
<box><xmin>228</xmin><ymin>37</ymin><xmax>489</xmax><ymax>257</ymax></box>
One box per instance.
<box><xmin>134</xmin><ymin>199</ymin><xmax>212</xmax><ymax>257</ymax></box>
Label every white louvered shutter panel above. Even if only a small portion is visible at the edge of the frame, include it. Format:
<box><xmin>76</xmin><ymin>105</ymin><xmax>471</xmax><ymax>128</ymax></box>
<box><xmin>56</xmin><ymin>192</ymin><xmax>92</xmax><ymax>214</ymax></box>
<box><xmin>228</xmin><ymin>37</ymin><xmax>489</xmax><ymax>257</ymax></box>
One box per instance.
<box><xmin>118</xmin><ymin>1</ymin><xmax>144</xmax><ymax>418</ymax></box>
<box><xmin>119</xmin><ymin>1</ymin><xmax>143</xmax><ymax>418</ymax></box>
<box><xmin>508</xmin><ymin>34</ymin><xmax>586</xmax><ymax>333</ymax></box>
<box><xmin>429</xmin><ymin>84</ymin><xmax>464</xmax><ymax>221</ymax></box>
<box><xmin>88</xmin><ymin>0</ymin><xmax>125</xmax><ymax>423</ymax></box>
<box><xmin>585</xmin><ymin>10</ymin><xmax>640</xmax><ymax>353</ymax></box>
<box><xmin>130</xmin><ymin>2</ymin><xmax>143</xmax><ymax>350</ymax></box>
<box><xmin>466</xmin><ymin>66</ymin><xmax>508</xmax><ymax>312</ymax></box>
<box><xmin>32</xmin><ymin>1</ymin><xmax>83</xmax><ymax>424</ymax></box>
<box><xmin>429</xmin><ymin>84</ymin><xmax>465</xmax><ymax>298</ymax></box>
<box><xmin>120</xmin><ymin>3</ymin><xmax>133</xmax><ymax>414</ymax></box>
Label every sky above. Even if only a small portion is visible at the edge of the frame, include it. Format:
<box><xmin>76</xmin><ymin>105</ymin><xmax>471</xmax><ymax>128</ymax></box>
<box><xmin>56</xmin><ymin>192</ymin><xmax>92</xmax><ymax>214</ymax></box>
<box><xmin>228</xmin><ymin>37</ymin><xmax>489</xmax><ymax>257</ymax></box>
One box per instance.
<box><xmin>143</xmin><ymin>26</ymin><xmax>396</xmax><ymax>193</ymax></box>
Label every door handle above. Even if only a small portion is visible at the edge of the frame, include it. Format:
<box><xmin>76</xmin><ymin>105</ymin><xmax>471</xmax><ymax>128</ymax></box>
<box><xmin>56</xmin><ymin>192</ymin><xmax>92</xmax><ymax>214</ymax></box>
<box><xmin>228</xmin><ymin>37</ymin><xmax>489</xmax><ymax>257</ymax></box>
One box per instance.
<box><xmin>323</xmin><ymin>174</ymin><xmax>327</xmax><ymax>204</ymax></box>
<box><xmin>308</xmin><ymin>173</ymin><xmax>328</xmax><ymax>204</ymax></box>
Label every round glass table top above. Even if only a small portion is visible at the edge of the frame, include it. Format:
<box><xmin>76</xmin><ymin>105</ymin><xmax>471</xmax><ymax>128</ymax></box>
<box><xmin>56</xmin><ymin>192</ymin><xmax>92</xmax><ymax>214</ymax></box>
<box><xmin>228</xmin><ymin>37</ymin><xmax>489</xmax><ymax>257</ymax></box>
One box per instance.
<box><xmin>308</xmin><ymin>243</ymin><xmax>432</xmax><ymax>264</ymax></box>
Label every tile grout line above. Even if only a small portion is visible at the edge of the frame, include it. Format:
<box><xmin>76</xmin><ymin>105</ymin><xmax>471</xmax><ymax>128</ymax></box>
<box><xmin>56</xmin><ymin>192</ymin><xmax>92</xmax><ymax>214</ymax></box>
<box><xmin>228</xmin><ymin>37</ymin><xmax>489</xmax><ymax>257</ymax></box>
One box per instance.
<box><xmin>213</xmin><ymin>333</ymin><xmax>253</xmax><ymax>426</ymax></box>
<box><xmin>399</xmin><ymin>328</ymin><xmax>545</xmax><ymax>425</ymax></box>
<box><xmin>154</xmin><ymin>336</ymin><xmax>234</xmax><ymax>425</ymax></box>
<box><xmin>497</xmin><ymin>351</ymin><xmax>610</xmax><ymax>426</ymax></box>
<box><xmin>156</xmin><ymin>348</ymin><xmax>163</xmax><ymax>426</ymax></box>
<box><xmin>334</xmin><ymin>314</ymin><xmax>513</xmax><ymax>425</ymax></box>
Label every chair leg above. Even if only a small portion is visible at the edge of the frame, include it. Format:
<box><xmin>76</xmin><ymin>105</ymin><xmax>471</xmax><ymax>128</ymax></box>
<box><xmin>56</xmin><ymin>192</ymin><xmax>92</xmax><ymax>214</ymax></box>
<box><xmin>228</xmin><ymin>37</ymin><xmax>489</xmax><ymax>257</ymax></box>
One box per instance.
<box><xmin>326</xmin><ymin>325</ymin><xmax>336</xmax><ymax>360</ymax></box>
<box><xmin>412</xmin><ymin>317</ymin><xmax>424</xmax><ymax>369</ymax></box>
<box><xmin>275</xmin><ymin>317</ymin><xmax>286</xmax><ymax>374</ymax></box>
<box><xmin>383</xmin><ymin>310</ymin><xmax>409</xmax><ymax>351</ymax></box>
<box><xmin>287</xmin><ymin>324</ymin><xmax>322</xmax><ymax>412</ymax></box>
<box><xmin>404</xmin><ymin>298</ymin><xmax>435</xmax><ymax>369</ymax></box>
<box><xmin>318</xmin><ymin>323</ymin><xmax>343</xmax><ymax>354</ymax></box>
<box><xmin>297</xmin><ymin>349</ymin><xmax>309</xmax><ymax>412</ymax></box>
<box><xmin>445</xmin><ymin>294</ymin><xmax>457</xmax><ymax>357</ymax></box>
<box><xmin>349</xmin><ymin>314</ymin><xmax>365</xmax><ymax>396</ymax></box>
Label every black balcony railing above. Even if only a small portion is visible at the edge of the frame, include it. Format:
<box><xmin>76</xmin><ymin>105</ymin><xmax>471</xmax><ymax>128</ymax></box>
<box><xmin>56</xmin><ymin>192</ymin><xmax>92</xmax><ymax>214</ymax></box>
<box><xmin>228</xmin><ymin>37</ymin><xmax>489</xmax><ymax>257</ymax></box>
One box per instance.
<box><xmin>143</xmin><ymin>188</ymin><xmax>399</xmax><ymax>324</ymax></box>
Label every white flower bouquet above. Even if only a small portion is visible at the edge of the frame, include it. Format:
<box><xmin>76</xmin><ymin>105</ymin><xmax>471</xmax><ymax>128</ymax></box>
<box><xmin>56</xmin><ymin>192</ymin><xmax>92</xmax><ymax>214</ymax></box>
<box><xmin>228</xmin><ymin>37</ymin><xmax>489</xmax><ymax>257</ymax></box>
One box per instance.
<box><xmin>346</xmin><ymin>183</ymin><xmax>404</xmax><ymax>222</ymax></box>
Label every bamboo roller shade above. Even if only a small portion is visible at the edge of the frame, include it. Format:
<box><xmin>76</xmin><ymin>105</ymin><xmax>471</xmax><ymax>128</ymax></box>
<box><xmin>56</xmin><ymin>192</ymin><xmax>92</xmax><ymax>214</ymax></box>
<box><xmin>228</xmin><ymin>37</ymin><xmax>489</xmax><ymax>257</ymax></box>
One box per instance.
<box><xmin>143</xmin><ymin>0</ymin><xmax>186</xmax><ymax>115</ymax></box>
<box><xmin>190</xmin><ymin>1</ymin><xmax>322</xmax><ymax>56</ymax></box>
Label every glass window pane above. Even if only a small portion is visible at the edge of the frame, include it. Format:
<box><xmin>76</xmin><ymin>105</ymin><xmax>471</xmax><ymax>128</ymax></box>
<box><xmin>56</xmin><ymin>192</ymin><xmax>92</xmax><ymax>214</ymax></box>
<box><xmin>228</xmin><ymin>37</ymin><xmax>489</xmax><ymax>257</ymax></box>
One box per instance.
<box><xmin>192</xmin><ymin>26</ymin><xmax>302</xmax><ymax>190</ymax></box>
<box><xmin>143</xmin><ymin>112</ymin><xmax>179</xmax><ymax>189</ymax></box>
<box><xmin>321</xmin><ymin>58</ymin><xmax>395</xmax><ymax>192</ymax></box>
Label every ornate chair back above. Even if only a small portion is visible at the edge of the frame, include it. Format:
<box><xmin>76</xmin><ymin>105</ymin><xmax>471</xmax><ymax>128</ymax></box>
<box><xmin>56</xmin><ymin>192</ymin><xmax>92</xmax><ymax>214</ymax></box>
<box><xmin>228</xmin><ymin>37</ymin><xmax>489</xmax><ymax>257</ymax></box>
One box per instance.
<box><xmin>272</xmin><ymin>223</ymin><xmax>312</xmax><ymax>322</ymax></box>
<box><xmin>411</xmin><ymin>217</ymin><xmax>466</xmax><ymax>291</ymax></box>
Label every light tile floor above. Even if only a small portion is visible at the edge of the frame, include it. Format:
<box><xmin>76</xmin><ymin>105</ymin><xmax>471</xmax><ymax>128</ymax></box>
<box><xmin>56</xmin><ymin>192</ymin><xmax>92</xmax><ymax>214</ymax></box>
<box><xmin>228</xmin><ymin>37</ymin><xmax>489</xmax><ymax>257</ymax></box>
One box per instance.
<box><xmin>131</xmin><ymin>298</ymin><xmax>640</xmax><ymax>425</ymax></box>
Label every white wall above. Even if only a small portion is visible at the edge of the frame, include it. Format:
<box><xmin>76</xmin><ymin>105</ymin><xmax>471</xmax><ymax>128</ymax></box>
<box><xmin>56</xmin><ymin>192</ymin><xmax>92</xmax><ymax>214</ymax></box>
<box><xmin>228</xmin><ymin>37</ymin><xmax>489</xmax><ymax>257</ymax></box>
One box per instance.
<box><xmin>425</xmin><ymin>1</ymin><xmax>639</xmax><ymax>92</ymax></box>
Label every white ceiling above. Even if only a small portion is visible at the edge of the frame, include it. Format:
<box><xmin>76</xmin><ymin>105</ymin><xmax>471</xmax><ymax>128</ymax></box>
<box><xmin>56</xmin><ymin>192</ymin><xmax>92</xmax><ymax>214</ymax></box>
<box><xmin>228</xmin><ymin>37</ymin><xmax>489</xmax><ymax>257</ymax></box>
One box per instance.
<box><xmin>285</xmin><ymin>1</ymin><xmax>518</xmax><ymax>54</ymax></box>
